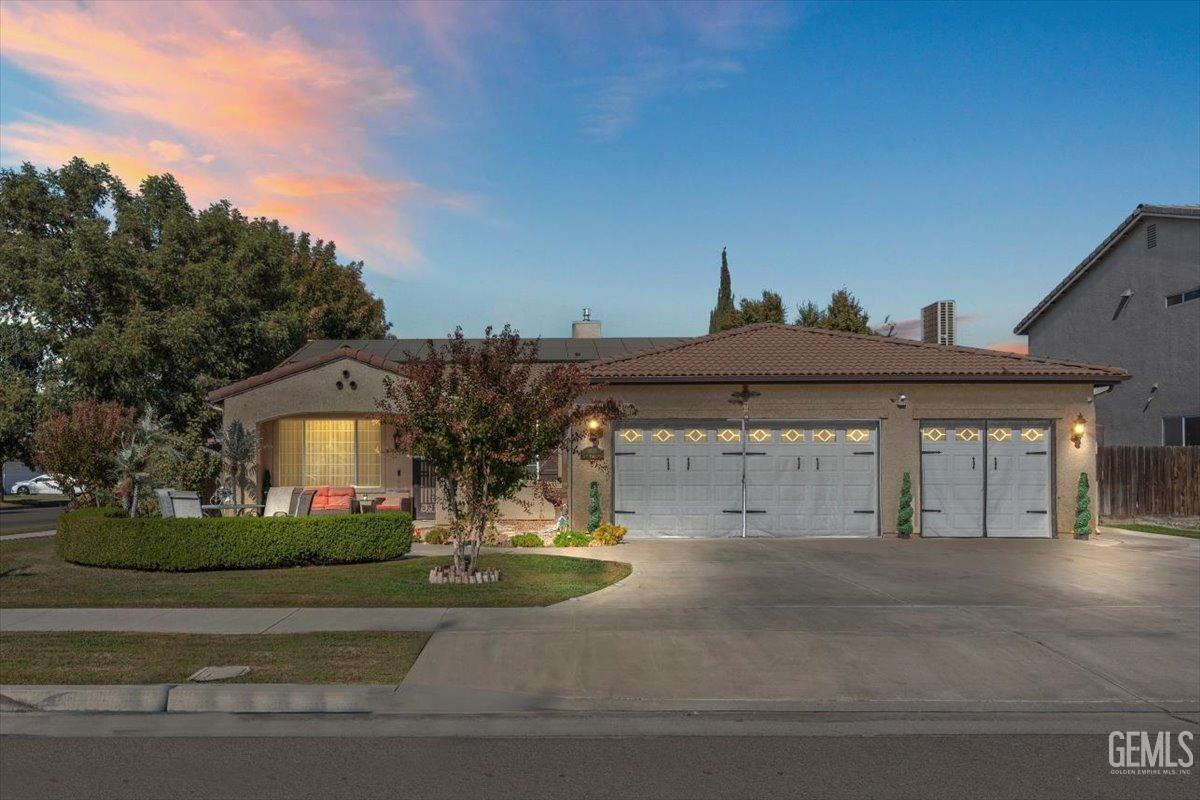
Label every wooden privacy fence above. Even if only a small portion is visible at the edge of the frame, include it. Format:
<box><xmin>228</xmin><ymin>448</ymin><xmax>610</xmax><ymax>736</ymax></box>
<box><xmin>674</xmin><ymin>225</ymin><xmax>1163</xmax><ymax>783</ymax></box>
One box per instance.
<box><xmin>1096</xmin><ymin>445</ymin><xmax>1200</xmax><ymax>518</ymax></box>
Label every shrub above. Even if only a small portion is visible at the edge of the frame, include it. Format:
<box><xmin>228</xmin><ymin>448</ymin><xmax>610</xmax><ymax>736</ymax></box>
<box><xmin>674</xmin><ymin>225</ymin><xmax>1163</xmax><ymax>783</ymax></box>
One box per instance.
<box><xmin>56</xmin><ymin>508</ymin><xmax>413</xmax><ymax>571</ymax></box>
<box><xmin>421</xmin><ymin>525</ymin><xmax>453</xmax><ymax>545</ymax></box>
<box><xmin>510</xmin><ymin>533</ymin><xmax>544</xmax><ymax>547</ymax></box>
<box><xmin>897</xmin><ymin>472</ymin><xmax>914</xmax><ymax>539</ymax></box>
<box><xmin>553</xmin><ymin>529</ymin><xmax>592</xmax><ymax>547</ymax></box>
<box><xmin>587</xmin><ymin>481</ymin><xmax>602</xmax><ymax>532</ymax></box>
<box><xmin>1074</xmin><ymin>473</ymin><xmax>1092</xmax><ymax>539</ymax></box>
<box><xmin>591</xmin><ymin>522</ymin><xmax>627</xmax><ymax>546</ymax></box>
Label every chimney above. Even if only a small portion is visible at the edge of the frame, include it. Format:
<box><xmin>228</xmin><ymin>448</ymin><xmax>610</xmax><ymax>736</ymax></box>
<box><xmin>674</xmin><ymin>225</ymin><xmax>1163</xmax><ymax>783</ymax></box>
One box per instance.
<box><xmin>921</xmin><ymin>300</ymin><xmax>956</xmax><ymax>345</ymax></box>
<box><xmin>572</xmin><ymin>307</ymin><xmax>601</xmax><ymax>338</ymax></box>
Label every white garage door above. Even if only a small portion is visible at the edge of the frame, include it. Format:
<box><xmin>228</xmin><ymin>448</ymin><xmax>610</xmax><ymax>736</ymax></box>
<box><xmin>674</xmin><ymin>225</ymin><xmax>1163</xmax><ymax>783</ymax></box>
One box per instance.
<box><xmin>920</xmin><ymin>422</ymin><xmax>1052</xmax><ymax>538</ymax></box>
<box><xmin>613</xmin><ymin>423</ymin><xmax>878</xmax><ymax>538</ymax></box>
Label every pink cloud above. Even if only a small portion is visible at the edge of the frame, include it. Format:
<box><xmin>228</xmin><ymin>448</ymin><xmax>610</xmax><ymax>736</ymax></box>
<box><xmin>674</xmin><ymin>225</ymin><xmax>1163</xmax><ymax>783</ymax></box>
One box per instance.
<box><xmin>986</xmin><ymin>341</ymin><xmax>1030</xmax><ymax>355</ymax></box>
<box><xmin>0</xmin><ymin>0</ymin><xmax>454</xmax><ymax>275</ymax></box>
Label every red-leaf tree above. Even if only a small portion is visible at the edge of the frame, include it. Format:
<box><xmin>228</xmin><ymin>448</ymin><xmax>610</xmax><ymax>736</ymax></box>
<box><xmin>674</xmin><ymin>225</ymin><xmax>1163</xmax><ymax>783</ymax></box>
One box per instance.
<box><xmin>379</xmin><ymin>326</ymin><xmax>621</xmax><ymax>576</ymax></box>
<box><xmin>32</xmin><ymin>399</ymin><xmax>135</xmax><ymax>505</ymax></box>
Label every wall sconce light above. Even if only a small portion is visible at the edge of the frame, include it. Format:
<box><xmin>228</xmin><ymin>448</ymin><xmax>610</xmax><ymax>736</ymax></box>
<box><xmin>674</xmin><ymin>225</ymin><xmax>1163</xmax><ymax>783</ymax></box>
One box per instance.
<box><xmin>1070</xmin><ymin>413</ymin><xmax>1087</xmax><ymax>448</ymax></box>
<box><xmin>585</xmin><ymin>418</ymin><xmax>605</xmax><ymax>442</ymax></box>
<box><xmin>894</xmin><ymin>393</ymin><xmax>908</xmax><ymax>409</ymax></box>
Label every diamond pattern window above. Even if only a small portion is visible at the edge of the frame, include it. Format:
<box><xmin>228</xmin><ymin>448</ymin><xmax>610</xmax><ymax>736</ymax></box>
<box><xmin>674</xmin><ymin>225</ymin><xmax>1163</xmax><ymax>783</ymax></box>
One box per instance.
<box><xmin>1020</xmin><ymin>428</ymin><xmax>1045</xmax><ymax>442</ymax></box>
<box><xmin>749</xmin><ymin>429</ymin><xmax>771</xmax><ymax>443</ymax></box>
<box><xmin>781</xmin><ymin>429</ymin><xmax>804</xmax><ymax>443</ymax></box>
<box><xmin>956</xmin><ymin>427</ymin><xmax>981</xmax><ymax>442</ymax></box>
<box><xmin>652</xmin><ymin>429</ymin><xmax>675</xmax><ymax>443</ymax></box>
<box><xmin>813</xmin><ymin>428</ymin><xmax>836</xmax><ymax>443</ymax></box>
<box><xmin>988</xmin><ymin>428</ymin><xmax>1012</xmax><ymax>442</ymax></box>
<box><xmin>685</xmin><ymin>429</ymin><xmax>707</xmax><ymax>443</ymax></box>
<box><xmin>846</xmin><ymin>428</ymin><xmax>870</xmax><ymax>443</ymax></box>
<box><xmin>717</xmin><ymin>429</ymin><xmax>741</xmax><ymax>443</ymax></box>
<box><xmin>619</xmin><ymin>429</ymin><xmax>644</xmax><ymax>443</ymax></box>
<box><xmin>921</xmin><ymin>428</ymin><xmax>946</xmax><ymax>442</ymax></box>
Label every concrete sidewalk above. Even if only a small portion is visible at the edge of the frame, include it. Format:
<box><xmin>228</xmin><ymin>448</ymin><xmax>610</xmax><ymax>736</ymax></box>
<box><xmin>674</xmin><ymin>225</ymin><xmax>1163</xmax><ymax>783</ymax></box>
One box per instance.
<box><xmin>3</xmin><ymin>532</ymin><xmax>1197</xmax><ymax>716</ymax></box>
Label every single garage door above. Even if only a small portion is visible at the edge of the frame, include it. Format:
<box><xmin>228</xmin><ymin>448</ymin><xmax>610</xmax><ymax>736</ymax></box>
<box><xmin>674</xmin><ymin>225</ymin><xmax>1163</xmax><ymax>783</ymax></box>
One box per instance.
<box><xmin>920</xmin><ymin>422</ymin><xmax>1052</xmax><ymax>538</ymax></box>
<box><xmin>613</xmin><ymin>422</ymin><xmax>879</xmax><ymax>538</ymax></box>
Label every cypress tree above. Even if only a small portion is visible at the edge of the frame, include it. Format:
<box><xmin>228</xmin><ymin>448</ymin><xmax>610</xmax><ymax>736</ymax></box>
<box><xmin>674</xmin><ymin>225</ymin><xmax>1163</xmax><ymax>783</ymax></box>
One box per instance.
<box><xmin>708</xmin><ymin>247</ymin><xmax>737</xmax><ymax>333</ymax></box>
<box><xmin>1073</xmin><ymin>473</ymin><xmax>1092</xmax><ymax>539</ymax></box>
<box><xmin>588</xmin><ymin>481</ymin><xmax>602</xmax><ymax>532</ymax></box>
<box><xmin>897</xmin><ymin>472</ymin><xmax>914</xmax><ymax>538</ymax></box>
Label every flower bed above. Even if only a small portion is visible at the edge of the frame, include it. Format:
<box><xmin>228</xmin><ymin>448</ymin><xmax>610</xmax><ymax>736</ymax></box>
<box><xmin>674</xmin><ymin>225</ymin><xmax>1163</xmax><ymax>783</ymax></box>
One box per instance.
<box><xmin>56</xmin><ymin>508</ymin><xmax>413</xmax><ymax>572</ymax></box>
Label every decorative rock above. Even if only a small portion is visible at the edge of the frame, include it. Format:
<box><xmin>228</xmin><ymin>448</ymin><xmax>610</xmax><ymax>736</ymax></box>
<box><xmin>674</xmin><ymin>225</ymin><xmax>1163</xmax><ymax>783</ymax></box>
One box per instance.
<box><xmin>427</xmin><ymin>566</ymin><xmax>502</xmax><ymax>584</ymax></box>
<box><xmin>188</xmin><ymin>666</ymin><xmax>251</xmax><ymax>682</ymax></box>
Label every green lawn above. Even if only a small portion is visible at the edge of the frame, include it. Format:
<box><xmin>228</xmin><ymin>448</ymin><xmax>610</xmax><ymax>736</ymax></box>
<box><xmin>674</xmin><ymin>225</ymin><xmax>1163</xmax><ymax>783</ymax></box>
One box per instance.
<box><xmin>1105</xmin><ymin>522</ymin><xmax>1200</xmax><ymax>540</ymax></box>
<box><xmin>0</xmin><ymin>537</ymin><xmax>631</xmax><ymax>608</ymax></box>
<box><xmin>0</xmin><ymin>631</ymin><xmax>429</xmax><ymax>684</ymax></box>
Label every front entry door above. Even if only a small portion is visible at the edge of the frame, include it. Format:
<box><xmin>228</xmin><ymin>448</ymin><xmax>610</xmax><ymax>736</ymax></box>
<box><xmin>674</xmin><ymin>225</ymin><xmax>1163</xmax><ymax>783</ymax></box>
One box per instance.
<box><xmin>920</xmin><ymin>424</ymin><xmax>984</xmax><ymax>537</ymax></box>
<box><xmin>412</xmin><ymin>457</ymin><xmax>436</xmax><ymax>520</ymax></box>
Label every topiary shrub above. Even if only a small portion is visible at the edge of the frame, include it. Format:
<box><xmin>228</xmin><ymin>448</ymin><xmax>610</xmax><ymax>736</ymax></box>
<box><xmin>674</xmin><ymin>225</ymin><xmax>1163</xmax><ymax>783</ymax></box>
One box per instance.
<box><xmin>510</xmin><ymin>532</ymin><xmax>544</xmax><ymax>547</ymax></box>
<box><xmin>56</xmin><ymin>508</ymin><xmax>413</xmax><ymax>571</ymax></box>
<box><xmin>553</xmin><ymin>529</ymin><xmax>592</xmax><ymax>547</ymax></box>
<box><xmin>590</xmin><ymin>522</ymin><xmax>627</xmax><ymax>546</ymax></box>
<box><xmin>897</xmin><ymin>472</ymin><xmax>914</xmax><ymax>539</ymax></box>
<box><xmin>587</xmin><ymin>481</ymin><xmax>601</xmax><ymax>532</ymax></box>
<box><xmin>1073</xmin><ymin>472</ymin><xmax>1092</xmax><ymax>539</ymax></box>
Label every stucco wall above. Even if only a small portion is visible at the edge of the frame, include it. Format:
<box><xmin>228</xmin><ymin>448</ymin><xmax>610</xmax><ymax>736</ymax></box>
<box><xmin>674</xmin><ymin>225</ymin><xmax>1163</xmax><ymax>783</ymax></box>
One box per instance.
<box><xmin>568</xmin><ymin>382</ymin><xmax>1098</xmax><ymax>537</ymax></box>
<box><xmin>220</xmin><ymin>356</ymin><xmax>557</xmax><ymax>520</ymax></box>
<box><xmin>1025</xmin><ymin>215</ymin><xmax>1200</xmax><ymax>445</ymax></box>
<box><xmin>221</xmin><ymin>358</ymin><xmax>411</xmax><ymax>497</ymax></box>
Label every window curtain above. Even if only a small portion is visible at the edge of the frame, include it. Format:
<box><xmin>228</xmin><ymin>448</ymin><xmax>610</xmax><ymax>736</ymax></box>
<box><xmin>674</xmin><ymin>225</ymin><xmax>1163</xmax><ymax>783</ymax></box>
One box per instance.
<box><xmin>273</xmin><ymin>418</ymin><xmax>382</xmax><ymax>487</ymax></box>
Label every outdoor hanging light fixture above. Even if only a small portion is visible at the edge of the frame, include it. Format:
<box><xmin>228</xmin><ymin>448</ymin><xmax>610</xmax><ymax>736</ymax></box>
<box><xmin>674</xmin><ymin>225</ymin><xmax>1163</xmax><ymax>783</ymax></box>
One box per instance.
<box><xmin>1070</xmin><ymin>413</ymin><xmax>1087</xmax><ymax>448</ymax></box>
<box><xmin>585</xmin><ymin>417</ymin><xmax>605</xmax><ymax>442</ymax></box>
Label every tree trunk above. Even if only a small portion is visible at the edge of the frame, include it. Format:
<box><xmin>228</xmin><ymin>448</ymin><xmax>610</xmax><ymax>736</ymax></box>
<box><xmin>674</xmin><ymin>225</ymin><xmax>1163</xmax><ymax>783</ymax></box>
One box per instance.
<box><xmin>129</xmin><ymin>478</ymin><xmax>139</xmax><ymax>518</ymax></box>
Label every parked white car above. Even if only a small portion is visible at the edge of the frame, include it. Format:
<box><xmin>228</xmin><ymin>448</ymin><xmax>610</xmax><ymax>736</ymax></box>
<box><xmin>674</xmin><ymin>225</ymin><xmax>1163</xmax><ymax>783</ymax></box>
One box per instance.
<box><xmin>9</xmin><ymin>474</ymin><xmax>69</xmax><ymax>495</ymax></box>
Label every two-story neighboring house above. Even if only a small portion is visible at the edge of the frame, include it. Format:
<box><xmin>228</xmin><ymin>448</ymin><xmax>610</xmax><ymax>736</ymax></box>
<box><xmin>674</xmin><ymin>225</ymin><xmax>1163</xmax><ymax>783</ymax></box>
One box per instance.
<box><xmin>1015</xmin><ymin>204</ymin><xmax>1200</xmax><ymax>446</ymax></box>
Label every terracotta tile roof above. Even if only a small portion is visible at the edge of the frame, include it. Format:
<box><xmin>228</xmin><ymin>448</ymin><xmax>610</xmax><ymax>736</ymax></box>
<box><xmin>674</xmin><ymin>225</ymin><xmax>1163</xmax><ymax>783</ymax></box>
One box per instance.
<box><xmin>584</xmin><ymin>323</ymin><xmax>1129</xmax><ymax>383</ymax></box>
<box><xmin>1014</xmin><ymin>203</ymin><xmax>1200</xmax><ymax>334</ymax></box>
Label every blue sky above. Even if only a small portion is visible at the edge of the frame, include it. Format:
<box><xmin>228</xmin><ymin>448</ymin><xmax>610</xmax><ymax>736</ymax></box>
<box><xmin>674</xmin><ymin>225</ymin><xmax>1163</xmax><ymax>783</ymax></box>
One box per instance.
<box><xmin>2</xmin><ymin>1</ymin><xmax>1197</xmax><ymax>348</ymax></box>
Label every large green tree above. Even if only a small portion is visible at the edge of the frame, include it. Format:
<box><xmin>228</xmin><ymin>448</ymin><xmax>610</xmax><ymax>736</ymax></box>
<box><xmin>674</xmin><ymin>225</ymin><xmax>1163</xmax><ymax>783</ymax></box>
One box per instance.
<box><xmin>794</xmin><ymin>288</ymin><xmax>872</xmax><ymax>334</ymax></box>
<box><xmin>738</xmin><ymin>290</ymin><xmax>786</xmax><ymax>325</ymax></box>
<box><xmin>0</xmin><ymin>158</ymin><xmax>390</xmax><ymax>462</ymax></box>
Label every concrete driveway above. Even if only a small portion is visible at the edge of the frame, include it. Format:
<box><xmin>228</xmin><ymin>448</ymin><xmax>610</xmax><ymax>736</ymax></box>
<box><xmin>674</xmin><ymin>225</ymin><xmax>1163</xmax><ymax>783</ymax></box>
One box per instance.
<box><xmin>399</xmin><ymin>530</ymin><xmax>1200</xmax><ymax>712</ymax></box>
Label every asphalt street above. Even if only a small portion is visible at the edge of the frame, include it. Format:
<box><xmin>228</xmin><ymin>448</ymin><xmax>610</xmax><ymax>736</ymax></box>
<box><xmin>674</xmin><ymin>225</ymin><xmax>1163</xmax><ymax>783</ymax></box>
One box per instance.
<box><xmin>2</xmin><ymin>733</ymin><xmax>1197</xmax><ymax>800</ymax></box>
<box><xmin>0</xmin><ymin>504</ymin><xmax>62</xmax><ymax>535</ymax></box>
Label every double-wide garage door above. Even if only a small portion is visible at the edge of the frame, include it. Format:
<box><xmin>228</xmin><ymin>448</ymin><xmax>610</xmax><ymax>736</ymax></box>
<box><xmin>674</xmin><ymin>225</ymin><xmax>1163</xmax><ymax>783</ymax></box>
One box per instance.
<box><xmin>920</xmin><ymin>422</ymin><xmax>1052</xmax><ymax>538</ymax></box>
<box><xmin>613</xmin><ymin>422</ymin><xmax>878</xmax><ymax>538</ymax></box>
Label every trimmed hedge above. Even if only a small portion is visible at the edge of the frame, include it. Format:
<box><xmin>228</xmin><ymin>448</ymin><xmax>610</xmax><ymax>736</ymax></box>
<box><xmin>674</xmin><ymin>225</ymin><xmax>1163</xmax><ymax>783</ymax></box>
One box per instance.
<box><xmin>56</xmin><ymin>508</ymin><xmax>414</xmax><ymax>572</ymax></box>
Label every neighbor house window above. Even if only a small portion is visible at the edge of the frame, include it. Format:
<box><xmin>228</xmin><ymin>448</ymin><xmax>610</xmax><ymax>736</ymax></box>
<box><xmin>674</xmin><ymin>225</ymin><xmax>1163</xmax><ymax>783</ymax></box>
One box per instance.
<box><xmin>274</xmin><ymin>418</ymin><xmax>382</xmax><ymax>487</ymax></box>
<box><xmin>1165</xmin><ymin>287</ymin><xmax>1200</xmax><ymax>307</ymax></box>
<box><xmin>1162</xmin><ymin>416</ymin><xmax>1200</xmax><ymax>446</ymax></box>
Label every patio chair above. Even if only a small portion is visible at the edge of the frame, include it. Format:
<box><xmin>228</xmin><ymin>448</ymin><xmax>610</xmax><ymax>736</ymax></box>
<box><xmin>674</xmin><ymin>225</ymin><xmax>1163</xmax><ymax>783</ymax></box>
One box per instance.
<box><xmin>263</xmin><ymin>486</ymin><xmax>299</xmax><ymax>517</ymax></box>
<box><xmin>168</xmin><ymin>490</ymin><xmax>202</xmax><ymax>519</ymax></box>
<box><xmin>155</xmin><ymin>488</ymin><xmax>176</xmax><ymax>519</ymax></box>
<box><xmin>293</xmin><ymin>488</ymin><xmax>317</xmax><ymax>517</ymax></box>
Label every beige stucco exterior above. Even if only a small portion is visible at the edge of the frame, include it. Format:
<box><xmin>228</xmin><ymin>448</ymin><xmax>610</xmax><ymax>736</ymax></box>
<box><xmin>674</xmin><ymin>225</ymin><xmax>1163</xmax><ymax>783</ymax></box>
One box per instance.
<box><xmin>218</xmin><ymin>356</ymin><xmax>555</xmax><ymax>521</ymax></box>
<box><xmin>567</xmin><ymin>382</ymin><xmax>1098</xmax><ymax>537</ymax></box>
<box><xmin>217</xmin><ymin>357</ymin><xmax>1099</xmax><ymax>536</ymax></box>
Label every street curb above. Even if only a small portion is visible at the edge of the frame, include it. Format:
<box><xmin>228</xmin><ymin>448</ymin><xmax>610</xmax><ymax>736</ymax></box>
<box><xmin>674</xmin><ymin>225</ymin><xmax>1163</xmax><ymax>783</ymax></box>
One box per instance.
<box><xmin>1</xmin><ymin>685</ymin><xmax>170</xmax><ymax>712</ymax></box>
<box><xmin>3</xmin><ymin>684</ymin><xmax>1199</xmax><ymax>717</ymax></box>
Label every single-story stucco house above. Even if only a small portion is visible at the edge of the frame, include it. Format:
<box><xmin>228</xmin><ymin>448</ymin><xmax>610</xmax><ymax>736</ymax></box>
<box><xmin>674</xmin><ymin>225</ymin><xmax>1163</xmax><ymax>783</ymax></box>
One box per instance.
<box><xmin>208</xmin><ymin>320</ymin><xmax>1127</xmax><ymax>538</ymax></box>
